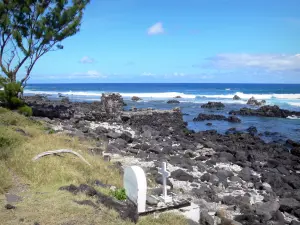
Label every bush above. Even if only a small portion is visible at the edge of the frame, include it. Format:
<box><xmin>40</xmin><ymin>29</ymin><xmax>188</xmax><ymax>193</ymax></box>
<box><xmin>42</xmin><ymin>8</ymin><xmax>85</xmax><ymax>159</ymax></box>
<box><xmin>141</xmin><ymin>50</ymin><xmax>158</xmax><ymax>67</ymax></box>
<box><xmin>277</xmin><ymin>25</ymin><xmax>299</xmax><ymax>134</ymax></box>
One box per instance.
<box><xmin>110</xmin><ymin>188</ymin><xmax>127</xmax><ymax>201</ymax></box>
<box><xmin>0</xmin><ymin>81</ymin><xmax>24</xmax><ymax>109</ymax></box>
<box><xmin>18</xmin><ymin>105</ymin><xmax>33</xmax><ymax>117</ymax></box>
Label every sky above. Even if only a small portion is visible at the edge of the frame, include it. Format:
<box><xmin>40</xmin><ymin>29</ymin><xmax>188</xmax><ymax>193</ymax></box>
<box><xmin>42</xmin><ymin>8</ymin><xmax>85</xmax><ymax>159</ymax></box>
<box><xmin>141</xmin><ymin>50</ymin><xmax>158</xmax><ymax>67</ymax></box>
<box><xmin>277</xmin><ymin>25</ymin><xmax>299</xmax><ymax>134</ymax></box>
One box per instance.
<box><xmin>22</xmin><ymin>0</ymin><xmax>300</xmax><ymax>83</ymax></box>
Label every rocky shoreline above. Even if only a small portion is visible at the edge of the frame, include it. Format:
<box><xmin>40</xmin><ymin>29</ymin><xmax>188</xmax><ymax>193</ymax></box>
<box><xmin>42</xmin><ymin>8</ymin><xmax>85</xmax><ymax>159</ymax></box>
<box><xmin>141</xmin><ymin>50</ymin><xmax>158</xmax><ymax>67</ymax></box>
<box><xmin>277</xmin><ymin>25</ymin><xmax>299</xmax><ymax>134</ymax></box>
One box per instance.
<box><xmin>24</xmin><ymin>94</ymin><xmax>300</xmax><ymax>225</ymax></box>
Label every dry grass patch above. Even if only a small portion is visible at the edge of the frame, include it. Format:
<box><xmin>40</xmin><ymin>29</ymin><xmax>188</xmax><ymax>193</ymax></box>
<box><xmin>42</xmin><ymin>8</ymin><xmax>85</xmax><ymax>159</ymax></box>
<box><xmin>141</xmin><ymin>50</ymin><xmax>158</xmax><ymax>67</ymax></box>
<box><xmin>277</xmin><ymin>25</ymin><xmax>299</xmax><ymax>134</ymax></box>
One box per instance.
<box><xmin>0</xmin><ymin>191</ymin><xmax>188</xmax><ymax>225</ymax></box>
<box><xmin>9</xmin><ymin>132</ymin><xmax>122</xmax><ymax>189</ymax></box>
<box><xmin>0</xmin><ymin>161</ymin><xmax>12</xmax><ymax>194</ymax></box>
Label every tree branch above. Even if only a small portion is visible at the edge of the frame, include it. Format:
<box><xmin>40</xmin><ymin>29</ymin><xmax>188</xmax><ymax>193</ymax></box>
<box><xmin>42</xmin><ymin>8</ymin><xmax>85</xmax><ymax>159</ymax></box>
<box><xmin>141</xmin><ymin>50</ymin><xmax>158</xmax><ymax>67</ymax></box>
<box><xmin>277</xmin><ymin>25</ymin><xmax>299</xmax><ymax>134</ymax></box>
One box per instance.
<box><xmin>0</xmin><ymin>33</ymin><xmax>11</xmax><ymax>76</ymax></box>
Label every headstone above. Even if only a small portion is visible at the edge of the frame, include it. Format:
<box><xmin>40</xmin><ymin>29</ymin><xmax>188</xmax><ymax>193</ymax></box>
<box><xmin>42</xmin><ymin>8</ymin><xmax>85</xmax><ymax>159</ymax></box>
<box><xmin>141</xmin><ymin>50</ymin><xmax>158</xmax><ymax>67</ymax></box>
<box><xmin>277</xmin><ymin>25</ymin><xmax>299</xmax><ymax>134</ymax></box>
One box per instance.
<box><xmin>124</xmin><ymin>166</ymin><xmax>147</xmax><ymax>213</ymax></box>
<box><xmin>158</xmin><ymin>161</ymin><xmax>172</xmax><ymax>203</ymax></box>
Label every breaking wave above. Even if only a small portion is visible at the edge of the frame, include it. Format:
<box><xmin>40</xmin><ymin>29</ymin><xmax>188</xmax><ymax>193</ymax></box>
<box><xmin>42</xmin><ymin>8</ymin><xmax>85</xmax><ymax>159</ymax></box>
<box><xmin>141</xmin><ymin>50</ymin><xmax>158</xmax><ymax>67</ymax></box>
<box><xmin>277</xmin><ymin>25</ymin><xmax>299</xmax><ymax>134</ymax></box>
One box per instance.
<box><xmin>24</xmin><ymin>90</ymin><xmax>300</xmax><ymax>102</ymax></box>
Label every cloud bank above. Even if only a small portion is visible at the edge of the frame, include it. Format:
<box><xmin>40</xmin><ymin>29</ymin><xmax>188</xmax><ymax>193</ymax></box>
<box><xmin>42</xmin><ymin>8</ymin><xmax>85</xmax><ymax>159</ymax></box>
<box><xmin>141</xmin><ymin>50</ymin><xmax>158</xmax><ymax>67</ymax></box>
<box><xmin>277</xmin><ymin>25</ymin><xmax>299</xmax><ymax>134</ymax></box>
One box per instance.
<box><xmin>206</xmin><ymin>53</ymin><xmax>300</xmax><ymax>71</ymax></box>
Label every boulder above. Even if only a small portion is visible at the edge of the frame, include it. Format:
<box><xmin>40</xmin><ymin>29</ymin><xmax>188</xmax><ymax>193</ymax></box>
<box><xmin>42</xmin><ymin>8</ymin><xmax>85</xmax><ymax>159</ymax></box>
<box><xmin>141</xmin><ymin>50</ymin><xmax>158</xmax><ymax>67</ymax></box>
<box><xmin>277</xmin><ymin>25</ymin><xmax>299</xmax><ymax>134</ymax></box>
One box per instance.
<box><xmin>201</xmin><ymin>102</ymin><xmax>225</xmax><ymax>109</ymax></box>
<box><xmin>193</xmin><ymin>113</ymin><xmax>240</xmax><ymax>123</ymax></box>
<box><xmin>167</xmin><ymin>100</ymin><xmax>180</xmax><ymax>104</ymax></box>
<box><xmin>279</xmin><ymin>198</ymin><xmax>300</xmax><ymax>213</ymax></box>
<box><xmin>131</xmin><ymin>96</ymin><xmax>142</xmax><ymax>101</ymax></box>
<box><xmin>120</xmin><ymin>131</ymin><xmax>133</xmax><ymax>143</ymax></box>
<box><xmin>247</xmin><ymin>126</ymin><xmax>257</xmax><ymax>135</ymax></box>
<box><xmin>199</xmin><ymin>211</ymin><xmax>214</xmax><ymax>225</ymax></box>
<box><xmin>233</xmin><ymin>95</ymin><xmax>241</xmax><ymax>100</ymax></box>
<box><xmin>107</xmin><ymin>132</ymin><xmax>122</xmax><ymax>139</ymax></box>
<box><xmin>200</xmin><ymin>173</ymin><xmax>211</xmax><ymax>182</ymax></box>
<box><xmin>101</xmin><ymin>93</ymin><xmax>124</xmax><ymax>119</ymax></box>
<box><xmin>216</xmin><ymin>170</ymin><xmax>234</xmax><ymax>181</ymax></box>
<box><xmin>238</xmin><ymin>167</ymin><xmax>252</xmax><ymax>182</ymax></box>
<box><xmin>227</xmin><ymin>116</ymin><xmax>241</xmax><ymax>123</ymax></box>
<box><xmin>247</xmin><ymin>97</ymin><xmax>266</xmax><ymax>106</ymax></box>
<box><xmin>171</xmin><ymin>169</ymin><xmax>194</xmax><ymax>182</ymax></box>
<box><xmin>253</xmin><ymin>200</ymin><xmax>280</xmax><ymax>221</ymax></box>
<box><xmin>282</xmin><ymin>175</ymin><xmax>300</xmax><ymax>189</ymax></box>
<box><xmin>291</xmin><ymin>147</ymin><xmax>300</xmax><ymax>157</ymax></box>
<box><xmin>193</xmin><ymin>113</ymin><xmax>227</xmax><ymax>121</ymax></box>
<box><xmin>230</xmin><ymin>105</ymin><xmax>300</xmax><ymax>118</ymax></box>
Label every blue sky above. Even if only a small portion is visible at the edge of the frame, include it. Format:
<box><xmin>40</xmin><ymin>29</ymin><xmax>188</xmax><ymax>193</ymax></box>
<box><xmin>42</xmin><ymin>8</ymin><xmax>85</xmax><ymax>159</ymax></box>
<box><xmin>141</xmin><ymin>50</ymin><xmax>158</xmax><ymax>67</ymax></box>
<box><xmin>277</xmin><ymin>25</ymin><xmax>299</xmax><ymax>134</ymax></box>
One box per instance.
<box><xmin>26</xmin><ymin>0</ymin><xmax>300</xmax><ymax>83</ymax></box>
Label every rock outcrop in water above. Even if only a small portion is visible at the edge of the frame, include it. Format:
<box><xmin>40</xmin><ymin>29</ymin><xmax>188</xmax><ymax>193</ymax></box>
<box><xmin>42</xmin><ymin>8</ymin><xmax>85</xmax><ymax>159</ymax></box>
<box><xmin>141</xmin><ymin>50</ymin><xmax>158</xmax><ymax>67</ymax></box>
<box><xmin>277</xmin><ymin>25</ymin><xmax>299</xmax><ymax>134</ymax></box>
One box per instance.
<box><xmin>131</xmin><ymin>96</ymin><xmax>142</xmax><ymax>101</ymax></box>
<box><xmin>247</xmin><ymin>97</ymin><xmax>266</xmax><ymax>106</ymax></box>
<box><xmin>233</xmin><ymin>95</ymin><xmax>241</xmax><ymax>100</ymax></box>
<box><xmin>201</xmin><ymin>102</ymin><xmax>225</xmax><ymax>109</ymax></box>
<box><xmin>193</xmin><ymin>113</ymin><xmax>241</xmax><ymax>123</ymax></box>
<box><xmin>229</xmin><ymin>105</ymin><xmax>300</xmax><ymax>118</ymax></box>
<box><xmin>167</xmin><ymin>100</ymin><xmax>180</xmax><ymax>104</ymax></box>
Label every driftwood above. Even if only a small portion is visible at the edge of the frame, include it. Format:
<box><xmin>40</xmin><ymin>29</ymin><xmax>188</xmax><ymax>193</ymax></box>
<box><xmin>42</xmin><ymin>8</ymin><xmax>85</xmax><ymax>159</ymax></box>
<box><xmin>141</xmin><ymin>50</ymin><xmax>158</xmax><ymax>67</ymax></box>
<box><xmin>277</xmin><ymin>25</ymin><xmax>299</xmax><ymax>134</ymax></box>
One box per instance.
<box><xmin>32</xmin><ymin>149</ymin><xmax>91</xmax><ymax>166</ymax></box>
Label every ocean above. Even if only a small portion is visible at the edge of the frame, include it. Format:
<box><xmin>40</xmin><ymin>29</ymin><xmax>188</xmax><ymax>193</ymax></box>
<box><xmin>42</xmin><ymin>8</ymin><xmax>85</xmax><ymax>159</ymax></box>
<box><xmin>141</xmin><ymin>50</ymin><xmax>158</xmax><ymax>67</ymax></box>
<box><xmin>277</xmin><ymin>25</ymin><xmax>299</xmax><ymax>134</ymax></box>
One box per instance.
<box><xmin>25</xmin><ymin>83</ymin><xmax>300</xmax><ymax>142</ymax></box>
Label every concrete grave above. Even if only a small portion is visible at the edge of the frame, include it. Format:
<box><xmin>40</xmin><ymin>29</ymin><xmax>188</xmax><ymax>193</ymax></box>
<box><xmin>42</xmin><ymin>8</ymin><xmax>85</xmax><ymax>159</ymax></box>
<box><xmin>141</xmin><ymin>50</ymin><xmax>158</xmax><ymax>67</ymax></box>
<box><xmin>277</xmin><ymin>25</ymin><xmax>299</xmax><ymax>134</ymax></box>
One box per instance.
<box><xmin>124</xmin><ymin>166</ymin><xmax>147</xmax><ymax>213</ymax></box>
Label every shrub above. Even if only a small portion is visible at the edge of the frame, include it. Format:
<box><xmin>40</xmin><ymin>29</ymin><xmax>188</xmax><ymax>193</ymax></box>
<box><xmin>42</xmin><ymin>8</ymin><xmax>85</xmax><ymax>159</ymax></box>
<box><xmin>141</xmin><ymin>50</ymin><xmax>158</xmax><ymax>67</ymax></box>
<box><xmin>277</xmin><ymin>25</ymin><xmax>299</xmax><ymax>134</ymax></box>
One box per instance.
<box><xmin>0</xmin><ymin>81</ymin><xmax>24</xmax><ymax>109</ymax></box>
<box><xmin>18</xmin><ymin>105</ymin><xmax>33</xmax><ymax>117</ymax></box>
<box><xmin>110</xmin><ymin>188</ymin><xmax>127</xmax><ymax>201</ymax></box>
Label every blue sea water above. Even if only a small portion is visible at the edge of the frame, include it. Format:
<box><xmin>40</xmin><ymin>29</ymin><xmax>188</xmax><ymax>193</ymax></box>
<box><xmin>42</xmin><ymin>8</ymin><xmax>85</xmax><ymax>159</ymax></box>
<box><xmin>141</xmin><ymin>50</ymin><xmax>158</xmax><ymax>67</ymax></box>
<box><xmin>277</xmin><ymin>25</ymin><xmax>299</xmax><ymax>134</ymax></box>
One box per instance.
<box><xmin>25</xmin><ymin>83</ymin><xmax>300</xmax><ymax>142</ymax></box>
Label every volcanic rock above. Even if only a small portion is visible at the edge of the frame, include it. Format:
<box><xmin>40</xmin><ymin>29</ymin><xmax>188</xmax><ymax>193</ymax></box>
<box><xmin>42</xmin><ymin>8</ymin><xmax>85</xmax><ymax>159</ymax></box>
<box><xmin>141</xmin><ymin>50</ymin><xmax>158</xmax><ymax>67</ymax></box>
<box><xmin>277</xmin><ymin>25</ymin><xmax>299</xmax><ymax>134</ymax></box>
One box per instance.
<box><xmin>201</xmin><ymin>102</ymin><xmax>225</xmax><ymax>109</ymax></box>
<box><xmin>167</xmin><ymin>100</ymin><xmax>180</xmax><ymax>104</ymax></box>
<box><xmin>229</xmin><ymin>105</ymin><xmax>300</xmax><ymax>118</ymax></box>
<box><xmin>131</xmin><ymin>96</ymin><xmax>142</xmax><ymax>101</ymax></box>
<box><xmin>233</xmin><ymin>95</ymin><xmax>241</xmax><ymax>100</ymax></box>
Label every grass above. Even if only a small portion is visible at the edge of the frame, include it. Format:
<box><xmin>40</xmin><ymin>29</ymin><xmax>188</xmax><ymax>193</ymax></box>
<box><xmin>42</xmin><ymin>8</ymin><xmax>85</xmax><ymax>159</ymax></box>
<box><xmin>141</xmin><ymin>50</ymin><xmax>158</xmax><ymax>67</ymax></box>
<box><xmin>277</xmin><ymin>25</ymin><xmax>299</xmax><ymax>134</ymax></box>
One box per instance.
<box><xmin>0</xmin><ymin>108</ymin><xmax>188</xmax><ymax>225</ymax></box>
<box><xmin>0</xmin><ymin>191</ymin><xmax>188</xmax><ymax>225</ymax></box>
<box><xmin>0</xmin><ymin>161</ymin><xmax>12</xmax><ymax>193</ymax></box>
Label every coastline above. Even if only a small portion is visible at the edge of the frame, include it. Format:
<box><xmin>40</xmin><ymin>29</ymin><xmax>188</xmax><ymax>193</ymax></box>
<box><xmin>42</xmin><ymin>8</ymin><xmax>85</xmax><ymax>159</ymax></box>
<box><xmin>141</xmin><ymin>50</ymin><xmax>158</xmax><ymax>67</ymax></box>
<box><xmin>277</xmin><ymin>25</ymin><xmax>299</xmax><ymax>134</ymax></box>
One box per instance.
<box><xmin>23</xmin><ymin>93</ymin><xmax>300</xmax><ymax>224</ymax></box>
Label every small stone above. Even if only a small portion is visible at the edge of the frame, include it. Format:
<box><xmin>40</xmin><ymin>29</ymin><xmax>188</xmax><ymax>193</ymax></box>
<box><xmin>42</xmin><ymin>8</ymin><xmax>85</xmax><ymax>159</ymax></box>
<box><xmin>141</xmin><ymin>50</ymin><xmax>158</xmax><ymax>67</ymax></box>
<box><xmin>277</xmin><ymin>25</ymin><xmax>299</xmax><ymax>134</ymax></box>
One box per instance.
<box><xmin>262</xmin><ymin>182</ymin><xmax>272</xmax><ymax>192</ymax></box>
<box><xmin>103</xmin><ymin>155</ymin><xmax>111</xmax><ymax>162</ymax></box>
<box><xmin>146</xmin><ymin>195</ymin><xmax>159</xmax><ymax>206</ymax></box>
<box><xmin>5</xmin><ymin>204</ymin><xmax>15</xmax><ymax>210</ymax></box>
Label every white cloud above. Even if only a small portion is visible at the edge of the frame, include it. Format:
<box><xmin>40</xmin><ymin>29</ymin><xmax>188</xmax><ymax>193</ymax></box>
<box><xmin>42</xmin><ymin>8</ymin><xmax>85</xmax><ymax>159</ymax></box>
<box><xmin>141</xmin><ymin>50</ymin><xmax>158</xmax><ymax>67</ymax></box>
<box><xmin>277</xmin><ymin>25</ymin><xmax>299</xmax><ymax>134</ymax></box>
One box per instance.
<box><xmin>79</xmin><ymin>56</ymin><xmax>95</xmax><ymax>64</ymax></box>
<box><xmin>173</xmin><ymin>72</ymin><xmax>185</xmax><ymax>77</ymax></box>
<box><xmin>147</xmin><ymin>22</ymin><xmax>164</xmax><ymax>35</ymax></box>
<box><xmin>72</xmin><ymin>70</ymin><xmax>107</xmax><ymax>78</ymax></box>
<box><xmin>141</xmin><ymin>72</ymin><xmax>156</xmax><ymax>76</ymax></box>
<box><xmin>206</xmin><ymin>53</ymin><xmax>300</xmax><ymax>71</ymax></box>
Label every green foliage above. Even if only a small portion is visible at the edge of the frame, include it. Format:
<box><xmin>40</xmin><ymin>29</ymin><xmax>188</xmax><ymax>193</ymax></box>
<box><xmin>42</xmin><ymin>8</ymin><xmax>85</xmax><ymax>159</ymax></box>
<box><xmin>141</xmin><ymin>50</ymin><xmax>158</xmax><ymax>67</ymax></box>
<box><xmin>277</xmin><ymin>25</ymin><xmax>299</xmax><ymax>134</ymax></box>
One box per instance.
<box><xmin>18</xmin><ymin>105</ymin><xmax>33</xmax><ymax>117</ymax></box>
<box><xmin>0</xmin><ymin>81</ymin><xmax>33</xmax><ymax>115</ymax></box>
<box><xmin>182</xmin><ymin>128</ymin><xmax>193</xmax><ymax>136</ymax></box>
<box><xmin>0</xmin><ymin>0</ymin><xmax>90</xmax><ymax>85</ymax></box>
<box><xmin>110</xmin><ymin>188</ymin><xmax>127</xmax><ymax>201</ymax></box>
<box><xmin>0</xmin><ymin>81</ymin><xmax>24</xmax><ymax>109</ymax></box>
<box><xmin>0</xmin><ymin>76</ymin><xmax>9</xmax><ymax>88</ymax></box>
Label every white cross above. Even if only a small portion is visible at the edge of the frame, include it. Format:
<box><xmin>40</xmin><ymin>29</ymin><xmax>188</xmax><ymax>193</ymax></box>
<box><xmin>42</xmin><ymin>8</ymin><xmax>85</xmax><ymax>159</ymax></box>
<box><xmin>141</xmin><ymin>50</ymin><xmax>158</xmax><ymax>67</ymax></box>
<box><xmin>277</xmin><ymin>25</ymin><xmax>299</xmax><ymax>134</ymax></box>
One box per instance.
<box><xmin>158</xmin><ymin>161</ymin><xmax>172</xmax><ymax>203</ymax></box>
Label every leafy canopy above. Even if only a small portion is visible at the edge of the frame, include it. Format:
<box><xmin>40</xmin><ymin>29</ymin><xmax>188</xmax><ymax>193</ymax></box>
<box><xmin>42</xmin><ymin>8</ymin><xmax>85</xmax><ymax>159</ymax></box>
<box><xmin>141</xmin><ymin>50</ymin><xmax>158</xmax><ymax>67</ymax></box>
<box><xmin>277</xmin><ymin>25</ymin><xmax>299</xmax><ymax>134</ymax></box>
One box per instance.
<box><xmin>0</xmin><ymin>0</ymin><xmax>90</xmax><ymax>85</ymax></box>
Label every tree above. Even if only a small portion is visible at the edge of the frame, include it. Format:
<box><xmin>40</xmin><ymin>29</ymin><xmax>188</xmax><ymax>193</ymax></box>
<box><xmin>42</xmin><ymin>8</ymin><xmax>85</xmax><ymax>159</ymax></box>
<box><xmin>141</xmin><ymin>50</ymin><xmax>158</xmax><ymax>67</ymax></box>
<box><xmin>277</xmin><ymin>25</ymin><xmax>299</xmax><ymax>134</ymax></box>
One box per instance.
<box><xmin>0</xmin><ymin>0</ymin><xmax>90</xmax><ymax>87</ymax></box>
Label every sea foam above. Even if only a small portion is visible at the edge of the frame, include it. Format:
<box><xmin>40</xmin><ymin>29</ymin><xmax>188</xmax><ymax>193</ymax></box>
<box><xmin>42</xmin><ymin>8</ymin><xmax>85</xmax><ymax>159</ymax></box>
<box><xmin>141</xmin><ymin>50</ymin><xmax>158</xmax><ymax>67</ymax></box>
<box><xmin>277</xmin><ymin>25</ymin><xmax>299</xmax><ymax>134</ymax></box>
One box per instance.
<box><xmin>24</xmin><ymin>90</ymin><xmax>300</xmax><ymax>101</ymax></box>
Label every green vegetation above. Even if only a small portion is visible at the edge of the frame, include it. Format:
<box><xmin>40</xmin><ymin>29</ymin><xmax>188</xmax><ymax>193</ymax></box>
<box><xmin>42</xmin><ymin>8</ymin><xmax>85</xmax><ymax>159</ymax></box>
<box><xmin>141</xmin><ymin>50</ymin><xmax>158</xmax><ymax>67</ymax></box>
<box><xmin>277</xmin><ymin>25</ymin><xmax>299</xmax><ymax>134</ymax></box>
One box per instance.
<box><xmin>110</xmin><ymin>188</ymin><xmax>127</xmax><ymax>201</ymax></box>
<box><xmin>0</xmin><ymin>108</ymin><xmax>188</xmax><ymax>225</ymax></box>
